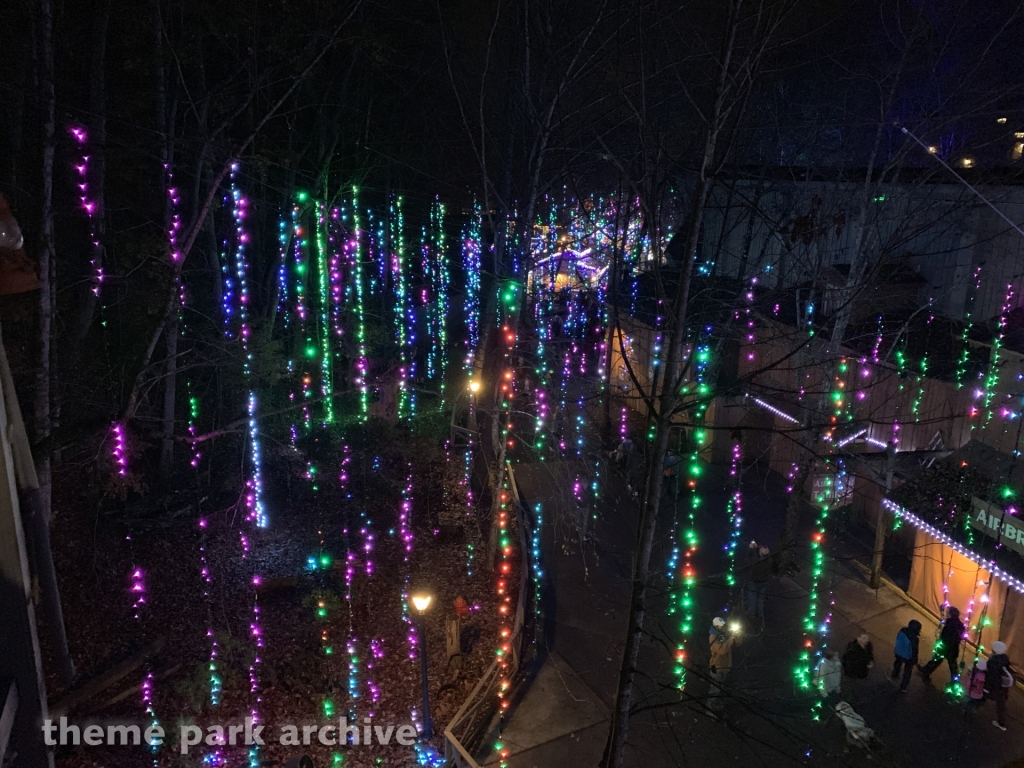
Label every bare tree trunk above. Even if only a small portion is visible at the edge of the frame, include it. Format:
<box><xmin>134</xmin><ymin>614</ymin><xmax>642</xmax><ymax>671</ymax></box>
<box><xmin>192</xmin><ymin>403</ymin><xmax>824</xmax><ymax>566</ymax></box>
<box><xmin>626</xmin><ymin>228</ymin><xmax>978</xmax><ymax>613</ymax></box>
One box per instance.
<box><xmin>603</xmin><ymin>2</ymin><xmax>747</xmax><ymax>760</ymax></box>
<box><xmin>120</xmin><ymin>9</ymin><xmax>360</xmax><ymax>423</ymax></box>
<box><xmin>602</xmin><ymin>178</ymin><xmax>710</xmax><ymax>768</ymax></box>
<box><xmin>778</xmin><ymin>461</ymin><xmax>810</xmax><ymax>560</ymax></box>
<box><xmin>153</xmin><ymin>0</ymin><xmax>179</xmax><ymax>478</ymax></box>
<box><xmin>36</xmin><ymin>0</ymin><xmax>75</xmax><ymax>687</ymax></box>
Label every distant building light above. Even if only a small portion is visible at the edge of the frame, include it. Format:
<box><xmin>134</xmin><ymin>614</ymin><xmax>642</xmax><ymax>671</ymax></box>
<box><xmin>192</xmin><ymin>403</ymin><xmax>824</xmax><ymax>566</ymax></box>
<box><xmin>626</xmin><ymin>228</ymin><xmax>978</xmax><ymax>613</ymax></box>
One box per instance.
<box><xmin>997</xmin><ymin>117</ymin><xmax>1008</xmax><ymax>124</ymax></box>
<box><xmin>960</xmin><ymin>157</ymin><xmax>975</xmax><ymax>168</ymax></box>
<box><xmin>927</xmin><ymin>145</ymin><xmax>938</xmax><ymax>154</ymax></box>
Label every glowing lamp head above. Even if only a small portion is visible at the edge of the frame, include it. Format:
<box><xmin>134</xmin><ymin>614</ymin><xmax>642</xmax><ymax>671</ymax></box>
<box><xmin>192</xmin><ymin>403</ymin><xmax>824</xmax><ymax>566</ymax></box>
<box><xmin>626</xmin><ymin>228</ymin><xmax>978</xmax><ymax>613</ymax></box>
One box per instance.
<box><xmin>410</xmin><ymin>593</ymin><xmax>433</xmax><ymax>613</ymax></box>
<box><xmin>469</xmin><ymin>380</ymin><xmax>481</xmax><ymax>394</ymax></box>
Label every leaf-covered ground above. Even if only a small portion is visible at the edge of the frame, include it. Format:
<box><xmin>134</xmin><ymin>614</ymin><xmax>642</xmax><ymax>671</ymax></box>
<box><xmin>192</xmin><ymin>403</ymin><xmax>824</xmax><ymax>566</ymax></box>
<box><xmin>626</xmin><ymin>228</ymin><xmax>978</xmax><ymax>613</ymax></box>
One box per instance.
<box><xmin>42</xmin><ymin>428</ymin><xmax>505</xmax><ymax>768</ymax></box>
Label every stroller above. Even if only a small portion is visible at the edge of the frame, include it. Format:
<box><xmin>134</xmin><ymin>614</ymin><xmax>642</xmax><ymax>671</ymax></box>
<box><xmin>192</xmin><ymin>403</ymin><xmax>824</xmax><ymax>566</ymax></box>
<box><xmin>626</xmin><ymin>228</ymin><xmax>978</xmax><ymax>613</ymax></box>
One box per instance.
<box><xmin>834</xmin><ymin>701</ymin><xmax>882</xmax><ymax>754</ymax></box>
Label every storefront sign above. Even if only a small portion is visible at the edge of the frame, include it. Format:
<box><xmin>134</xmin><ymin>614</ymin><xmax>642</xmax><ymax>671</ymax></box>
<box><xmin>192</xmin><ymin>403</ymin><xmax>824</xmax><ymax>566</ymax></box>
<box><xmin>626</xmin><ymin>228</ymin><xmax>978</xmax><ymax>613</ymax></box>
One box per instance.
<box><xmin>971</xmin><ymin>497</ymin><xmax>1024</xmax><ymax>557</ymax></box>
<box><xmin>811</xmin><ymin>469</ymin><xmax>854</xmax><ymax>505</ymax></box>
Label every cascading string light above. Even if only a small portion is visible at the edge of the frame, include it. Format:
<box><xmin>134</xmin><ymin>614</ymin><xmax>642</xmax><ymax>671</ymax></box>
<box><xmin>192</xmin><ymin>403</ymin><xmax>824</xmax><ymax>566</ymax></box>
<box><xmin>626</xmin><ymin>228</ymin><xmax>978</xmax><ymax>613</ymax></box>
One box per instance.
<box><xmin>315</xmin><ymin>201</ymin><xmax>334</xmax><ymax>424</ymax></box>
<box><xmin>197</xmin><ymin>517</ymin><xmax>224</xmax><ymax>766</ymax></box>
<box><xmin>222</xmin><ymin>166</ymin><xmax>266</xmax><ymax>768</ymax></box>
<box><xmin>911</xmin><ymin>308</ymin><xmax>934</xmax><ymax>423</ymax></box>
<box><xmin>493</xmin><ymin>475</ymin><xmax>514</xmax><ymax>768</ymax></box>
<box><xmin>127</xmin><ymin>565</ymin><xmax>160</xmax><ymax>765</ymax></box>
<box><xmin>112</xmin><ymin>422</ymin><xmax>127</xmax><ymax>476</ymax></box>
<box><xmin>347</xmin><ymin>187</ymin><xmax>369</xmax><ymax>421</ymax></box>
<box><xmin>197</xmin><ymin>519</ymin><xmax>221</xmax><ymax>708</ymax></box>
<box><xmin>388</xmin><ymin>194</ymin><xmax>410</xmax><ymax>418</ymax></box>
<box><xmin>463</xmin><ymin>203</ymin><xmax>482</xmax><ymax>371</ymax></box>
<box><xmin>229</xmin><ymin>167</ymin><xmax>267</xmax><ymax>529</ymax></box>
<box><xmin>292</xmin><ymin>198</ymin><xmax>314</xmax><ymax>433</ymax></box>
<box><xmin>432</xmin><ymin>199</ymin><xmax>450</xmax><ymax>393</ymax></box>
<box><xmin>983</xmin><ymin>283</ymin><xmax>1014</xmax><ymax>428</ymax></box>
<box><xmin>674</xmin><ymin>339</ymin><xmax>709</xmax><ymax>691</ymax></box>
<box><xmin>806</xmin><ymin>356</ymin><xmax>854</xmax><ymax>716</ymax></box>
<box><xmin>422</xmin><ymin>224</ymin><xmax>437</xmax><ymax>381</ymax></box>
<box><xmin>956</xmin><ymin>266</ymin><xmax>983</xmax><ymax>390</ymax></box>
<box><xmin>724</xmin><ymin>440</ymin><xmax>744</xmax><ymax>591</ymax></box>
<box><xmin>69</xmin><ymin>126</ymin><xmax>103</xmax><ymax>297</ymax></box>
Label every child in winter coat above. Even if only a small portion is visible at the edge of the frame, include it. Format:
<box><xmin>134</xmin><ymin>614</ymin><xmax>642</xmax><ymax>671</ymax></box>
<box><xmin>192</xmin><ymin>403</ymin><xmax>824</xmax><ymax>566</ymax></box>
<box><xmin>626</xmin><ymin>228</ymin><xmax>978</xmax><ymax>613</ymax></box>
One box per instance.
<box><xmin>891</xmin><ymin>620</ymin><xmax>922</xmax><ymax>692</ymax></box>
<box><xmin>967</xmin><ymin>659</ymin><xmax>987</xmax><ymax>713</ymax></box>
<box><xmin>708</xmin><ymin>617</ymin><xmax>742</xmax><ymax>713</ymax></box>
<box><xmin>985</xmin><ymin>641</ymin><xmax>1015</xmax><ymax>730</ymax></box>
<box><xmin>814</xmin><ymin>649</ymin><xmax>843</xmax><ymax>701</ymax></box>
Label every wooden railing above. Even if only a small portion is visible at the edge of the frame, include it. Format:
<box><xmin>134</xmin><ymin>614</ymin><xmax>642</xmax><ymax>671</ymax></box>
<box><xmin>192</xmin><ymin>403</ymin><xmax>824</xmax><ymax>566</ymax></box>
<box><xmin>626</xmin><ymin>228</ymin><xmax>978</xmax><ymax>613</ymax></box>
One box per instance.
<box><xmin>443</xmin><ymin>462</ymin><xmax>533</xmax><ymax>767</ymax></box>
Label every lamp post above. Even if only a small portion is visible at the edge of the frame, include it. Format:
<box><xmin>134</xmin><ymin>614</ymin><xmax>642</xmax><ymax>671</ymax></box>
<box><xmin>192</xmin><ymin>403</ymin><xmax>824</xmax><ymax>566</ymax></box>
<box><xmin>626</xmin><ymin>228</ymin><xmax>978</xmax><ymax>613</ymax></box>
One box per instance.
<box><xmin>410</xmin><ymin>591</ymin><xmax>434</xmax><ymax>739</ymax></box>
<box><xmin>450</xmin><ymin>380</ymin><xmax>482</xmax><ymax>449</ymax></box>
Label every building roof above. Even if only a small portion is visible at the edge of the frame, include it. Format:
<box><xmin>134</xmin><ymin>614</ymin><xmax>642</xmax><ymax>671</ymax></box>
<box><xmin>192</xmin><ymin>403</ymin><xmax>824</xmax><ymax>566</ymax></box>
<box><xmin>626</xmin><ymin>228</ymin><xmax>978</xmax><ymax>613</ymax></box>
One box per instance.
<box><xmin>886</xmin><ymin>439</ymin><xmax>1024</xmax><ymax>580</ymax></box>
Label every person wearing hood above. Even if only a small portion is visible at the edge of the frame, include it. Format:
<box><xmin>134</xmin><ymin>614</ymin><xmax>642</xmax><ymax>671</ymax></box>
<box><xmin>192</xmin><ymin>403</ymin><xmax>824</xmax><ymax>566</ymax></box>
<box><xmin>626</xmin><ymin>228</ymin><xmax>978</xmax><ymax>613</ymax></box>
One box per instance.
<box><xmin>708</xmin><ymin>617</ymin><xmax>742</xmax><ymax>713</ymax></box>
<box><xmin>891</xmin><ymin>620</ymin><xmax>922</xmax><ymax>692</ymax></box>
<box><xmin>985</xmin><ymin>641</ymin><xmax>1015</xmax><ymax>731</ymax></box>
<box><xmin>920</xmin><ymin>606</ymin><xmax>965</xmax><ymax>683</ymax></box>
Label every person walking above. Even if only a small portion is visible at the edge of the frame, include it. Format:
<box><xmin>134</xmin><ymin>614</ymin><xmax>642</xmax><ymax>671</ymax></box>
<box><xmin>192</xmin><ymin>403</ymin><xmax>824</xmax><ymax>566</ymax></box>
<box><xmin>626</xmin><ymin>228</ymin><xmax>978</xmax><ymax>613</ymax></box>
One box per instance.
<box><xmin>842</xmin><ymin>632</ymin><xmax>874</xmax><ymax>704</ymax></box>
<box><xmin>745</xmin><ymin>546</ymin><xmax>772</xmax><ymax>619</ymax></box>
<box><xmin>612</xmin><ymin>436</ymin><xmax>634</xmax><ymax>467</ymax></box>
<box><xmin>891</xmin><ymin>620</ymin><xmax>922</xmax><ymax>692</ymax></box>
<box><xmin>985</xmin><ymin>641</ymin><xmax>1015</xmax><ymax>731</ymax></box>
<box><xmin>966</xmin><ymin>659</ymin><xmax>987</xmax><ymax>714</ymax></box>
<box><xmin>708</xmin><ymin>617</ymin><xmax>742</xmax><ymax>714</ymax></box>
<box><xmin>920</xmin><ymin>606</ymin><xmax>965</xmax><ymax>684</ymax></box>
<box><xmin>814</xmin><ymin>648</ymin><xmax>843</xmax><ymax>703</ymax></box>
<box><xmin>663</xmin><ymin>451</ymin><xmax>681</xmax><ymax>500</ymax></box>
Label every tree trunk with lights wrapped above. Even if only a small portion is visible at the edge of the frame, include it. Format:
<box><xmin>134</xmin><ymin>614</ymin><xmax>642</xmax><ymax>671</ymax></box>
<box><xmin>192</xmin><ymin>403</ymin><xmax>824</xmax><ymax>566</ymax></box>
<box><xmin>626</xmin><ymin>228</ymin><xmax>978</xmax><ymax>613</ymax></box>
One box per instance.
<box><xmin>601</xmin><ymin>2</ymin><xmax>793</xmax><ymax>763</ymax></box>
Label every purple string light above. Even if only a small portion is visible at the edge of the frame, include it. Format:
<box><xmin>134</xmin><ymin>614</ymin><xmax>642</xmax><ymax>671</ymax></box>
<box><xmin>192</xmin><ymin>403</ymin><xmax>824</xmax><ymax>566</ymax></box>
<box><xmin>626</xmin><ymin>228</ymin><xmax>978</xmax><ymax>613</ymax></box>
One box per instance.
<box><xmin>112</xmin><ymin>422</ymin><xmax>127</xmax><ymax>476</ymax></box>
<box><xmin>69</xmin><ymin>126</ymin><xmax>103</xmax><ymax>296</ymax></box>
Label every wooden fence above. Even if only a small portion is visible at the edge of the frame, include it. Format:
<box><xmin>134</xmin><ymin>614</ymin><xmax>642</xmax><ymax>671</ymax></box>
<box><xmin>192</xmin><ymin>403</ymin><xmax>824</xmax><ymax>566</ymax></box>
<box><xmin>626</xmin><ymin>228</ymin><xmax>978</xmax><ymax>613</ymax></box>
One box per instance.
<box><xmin>443</xmin><ymin>462</ymin><xmax>533</xmax><ymax>767</ymax></box>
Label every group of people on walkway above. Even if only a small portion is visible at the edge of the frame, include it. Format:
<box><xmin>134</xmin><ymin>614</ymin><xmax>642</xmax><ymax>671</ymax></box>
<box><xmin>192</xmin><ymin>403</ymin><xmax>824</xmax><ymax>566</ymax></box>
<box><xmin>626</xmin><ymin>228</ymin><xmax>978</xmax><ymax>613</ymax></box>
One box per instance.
<box><xmin>816</xmin><ymin>606</ymin><xmax>1017</xmax><ymax>731</ymax></box>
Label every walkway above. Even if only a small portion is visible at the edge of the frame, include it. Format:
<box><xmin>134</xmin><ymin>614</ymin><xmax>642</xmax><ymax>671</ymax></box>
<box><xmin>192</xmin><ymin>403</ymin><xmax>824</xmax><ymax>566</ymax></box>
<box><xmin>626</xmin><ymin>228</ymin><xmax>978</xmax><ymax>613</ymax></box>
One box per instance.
<box><xmin>480</xmin><ymin>459</ymin><xmax>1024</xmax><ymax>768</ymax></box>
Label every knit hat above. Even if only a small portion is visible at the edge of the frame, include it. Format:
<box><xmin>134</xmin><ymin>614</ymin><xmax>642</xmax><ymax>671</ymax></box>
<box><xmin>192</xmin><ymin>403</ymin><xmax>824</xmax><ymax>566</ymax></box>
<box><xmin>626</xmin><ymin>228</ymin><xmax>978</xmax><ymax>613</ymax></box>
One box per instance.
<box><xmin>712</xmin><ymin>617</ymin><xmax>726</xmax><ymax>629</ymax></box>
<box><xmin>992</xmin><ymin>641</ymin><xmax>1008</xmax><ymax>654</ymax></box>
<box><xmin>977</xmin><ymin>659</ymin><xmax>988</xmax><ymax>671</ymax></box>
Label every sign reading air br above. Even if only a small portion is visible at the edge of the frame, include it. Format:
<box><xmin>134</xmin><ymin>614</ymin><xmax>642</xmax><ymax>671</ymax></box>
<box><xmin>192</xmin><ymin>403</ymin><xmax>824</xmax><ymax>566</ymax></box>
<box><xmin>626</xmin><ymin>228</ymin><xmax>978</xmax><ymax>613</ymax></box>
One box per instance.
<box><xmin>971</xmin><ymin>497</ymin><xmax>1024</xmax><ymax>557</ymax></box>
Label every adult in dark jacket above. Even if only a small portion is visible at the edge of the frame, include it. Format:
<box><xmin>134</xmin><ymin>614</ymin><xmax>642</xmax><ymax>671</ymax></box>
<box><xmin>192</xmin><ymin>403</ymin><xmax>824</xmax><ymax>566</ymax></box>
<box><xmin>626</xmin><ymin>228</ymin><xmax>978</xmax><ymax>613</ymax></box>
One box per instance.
<box><xmin>745</xmin><ymin>546</ymin><xmax>772</xmax><ymax>618</ymax></box>
<box><xmin>985</xmin><ymin>641</ymin><xmax>1015</xmax><ymax>730</ymax></box>
<box><xmin>842</xmin><ymin>632</ymin><xmax>874</xmax><ymax>703</ymax></box>
<box><xmin>891</xmin><ymin>620</ymin><xmax>922</xmax><ymax>692</ymax></box>
<box><xmin>920</xmin><ymin>607</ymin><xmax>965</xmax><ymax>682</ymax></box>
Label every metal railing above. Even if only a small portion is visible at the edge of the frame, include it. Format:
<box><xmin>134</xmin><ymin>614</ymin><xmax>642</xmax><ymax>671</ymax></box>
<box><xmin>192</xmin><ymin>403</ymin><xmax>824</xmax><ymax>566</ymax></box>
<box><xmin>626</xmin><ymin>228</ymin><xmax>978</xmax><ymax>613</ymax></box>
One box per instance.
<box><xmin>443</xmin><ymin>462</ymin><xmax>533</xmax><ymax>767</ymax></box>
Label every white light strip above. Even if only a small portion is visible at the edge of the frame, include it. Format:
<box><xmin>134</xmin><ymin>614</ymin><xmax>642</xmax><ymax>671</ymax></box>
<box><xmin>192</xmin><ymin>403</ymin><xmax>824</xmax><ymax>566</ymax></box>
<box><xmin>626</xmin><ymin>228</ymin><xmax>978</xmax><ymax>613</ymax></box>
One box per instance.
<box><xmin>865</xmin><ymin>438</ymin><xmax>888</xmax><ymax>449</ymax></box>
<box><xmin>882</xmin><ymin>498</ymin><xmax>1024</xmax><ymax>595</ymax></box>
<box><xmin>749</xmin><ymin>395</ymin><xmax>800</xmax><ymax>424</ymax></box>
<box><xmin>837</xmin><ymin>429</ymin><xmax>867</xmax><ymax>448</ymax></box>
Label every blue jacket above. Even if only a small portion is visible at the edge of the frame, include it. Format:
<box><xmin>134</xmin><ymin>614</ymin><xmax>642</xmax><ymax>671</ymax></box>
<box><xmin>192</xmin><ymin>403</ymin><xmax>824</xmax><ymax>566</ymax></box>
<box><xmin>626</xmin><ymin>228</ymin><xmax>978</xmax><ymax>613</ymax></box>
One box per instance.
<box><xmin>895</xmin><ymin>627</ymin><xmax>920</xmax><ymax>661</ymax></box>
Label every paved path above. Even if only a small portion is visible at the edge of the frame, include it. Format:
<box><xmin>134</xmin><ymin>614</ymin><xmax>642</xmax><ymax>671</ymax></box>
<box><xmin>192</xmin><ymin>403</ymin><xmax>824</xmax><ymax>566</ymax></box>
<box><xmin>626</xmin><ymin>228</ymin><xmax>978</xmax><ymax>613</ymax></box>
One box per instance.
<box><xmin>481</xmin><ymin>459</ymin><xmax>1024</xmax><ymax>768</ymax></box>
